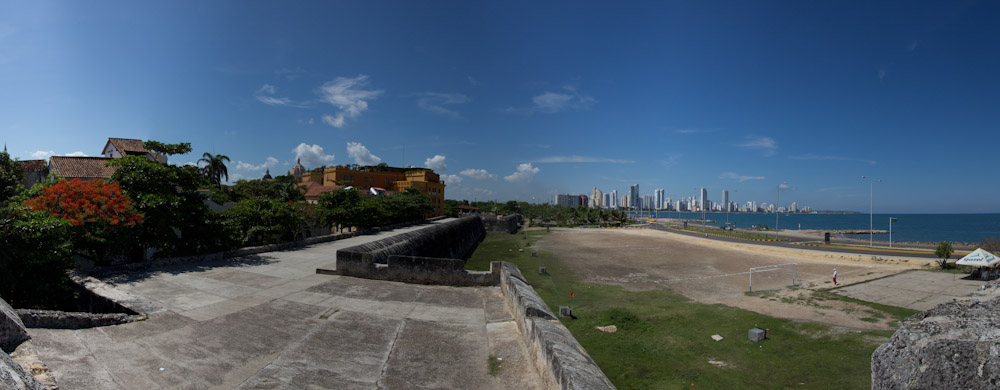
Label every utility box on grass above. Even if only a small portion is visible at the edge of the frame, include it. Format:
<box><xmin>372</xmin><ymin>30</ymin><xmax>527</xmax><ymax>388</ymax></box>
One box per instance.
<box><xmin>749</xmin><ymin>328</ymin><xmax>766</xmax><ymax>342</ymax></box>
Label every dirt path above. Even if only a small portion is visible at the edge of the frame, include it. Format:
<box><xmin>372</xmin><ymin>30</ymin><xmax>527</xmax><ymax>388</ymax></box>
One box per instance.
<box><xmin>534</xmin><ymin>227</ymin><xmax>926</xmax><ymax>330</ymax></box>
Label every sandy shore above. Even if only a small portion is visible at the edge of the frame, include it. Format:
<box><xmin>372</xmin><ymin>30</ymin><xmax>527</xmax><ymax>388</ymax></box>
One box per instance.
<box><xmin>533</xmin><ymin>227</ymin><xmax>937</xmax><ymax>330</ymax></box>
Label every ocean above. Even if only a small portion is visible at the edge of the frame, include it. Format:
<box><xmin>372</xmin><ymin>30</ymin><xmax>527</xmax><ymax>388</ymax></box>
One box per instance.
<box><xmin>633</xmin><ymin>212</ymin><xmax>1000</xmax><ymax>244</ymax></box>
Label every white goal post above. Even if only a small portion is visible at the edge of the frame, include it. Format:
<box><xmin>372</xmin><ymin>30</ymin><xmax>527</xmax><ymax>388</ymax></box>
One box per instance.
<box><xmin>749</xmin><ymin>263</ymin><xmax>798</xmax><ymax>292</ymax></box>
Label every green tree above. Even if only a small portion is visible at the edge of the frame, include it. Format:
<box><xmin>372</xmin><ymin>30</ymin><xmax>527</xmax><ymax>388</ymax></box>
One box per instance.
<box><xmin>318</xmin><ymin>188</ymin><xmax>364</xmax><ymax>232</ymax></box>
<box><xmin>0</xmin><ymin>204</ymin><xmax>74</xmax><ymax>309</ymax></box>
<box><xmin>935</xmin><ymin>241</ymin><xmax>954</xmax><ymax>268</ymax></box>
<box><xmin>24</xmin><ymin>179</ymin><xmax>143</xmax><ymax>265</ymax></box>
<box><xmin>0</xmin><ymin>151</ymin><xmax>23</xmax><ymax>204</ymax></box>
<box><xmin>217</xmin><ymin>175</ymin><xmax>304</xmax><ymax>203</ymax></box>
<box><xmin>109</xmin><ymin>151</ymin><xmax>217</xmax><ymax>257</ymax></box>
<box><xmin>144</xmin><ymin>141</ymin><xmax>192</xmax><ymax>156</ymax></box>
<box><xmin>222</xmin><ymin>198</ymin><xmax>303</xmax><ymax>247</ymax></box>
<box><xmin>198</xmin><ymin>152</ymin><xmax>230</xmax><ymax>188</ymax></box>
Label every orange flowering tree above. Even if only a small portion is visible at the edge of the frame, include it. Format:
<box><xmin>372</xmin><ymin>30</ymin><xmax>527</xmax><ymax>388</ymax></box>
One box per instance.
<box><xmin>24</xmin><ymin>179</ymin><xmax>143</xmax><ymax>264</ymax></box>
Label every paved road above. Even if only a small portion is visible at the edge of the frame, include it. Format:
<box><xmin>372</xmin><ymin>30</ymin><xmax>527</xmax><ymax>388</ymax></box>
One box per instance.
<box><xmin>28</xmin><ymin>222</ymin><xmax>543</xmax><ymax>390</ymax></box>
<box><xmin>648</xmin><ymin>223</ymin><xmax>952</xmax><ymax>260</ymax></box>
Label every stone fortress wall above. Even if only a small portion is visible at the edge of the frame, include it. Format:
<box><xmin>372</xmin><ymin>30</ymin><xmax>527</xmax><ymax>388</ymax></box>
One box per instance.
<box><xmin>481</xmin><ymin>213</ymin><xmax>523</xmax><ymax>234</ymax></box>
<box><xmin>872</xmin><ymin>279</ymin><xmax>1000</xmax><ymax>389</ymax></box>
<box><xmin>329</xmin><ymin>215</ymin><xmax>614</xmax><ymax>389</ymax></box>
<box><xmin>331</xmin><ymin>215</ymin><xmax>497</xmax><ymax>285</ymax></box>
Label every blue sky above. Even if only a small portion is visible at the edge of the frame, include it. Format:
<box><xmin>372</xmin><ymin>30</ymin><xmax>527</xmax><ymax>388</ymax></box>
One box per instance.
<box><xmin>1</xmin><ymin>1</ymin><xmax>997</xmax><ymax>213</ymax></box>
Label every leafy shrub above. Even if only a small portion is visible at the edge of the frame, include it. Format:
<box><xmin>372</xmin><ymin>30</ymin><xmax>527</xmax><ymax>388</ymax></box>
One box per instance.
<box><xmin>222</xmin><ymin>198</ymin><xmax>303</xmax><ymax>247</ymax></box>
<box><xmin>24</xmin><ymin>179</ymin><xmax>142</xmax><ymax>265</ymax></box>
<box><xmin>0</xmin><ymin>204</ymin><xmax>75</xmax><ymax>309</ymax></box>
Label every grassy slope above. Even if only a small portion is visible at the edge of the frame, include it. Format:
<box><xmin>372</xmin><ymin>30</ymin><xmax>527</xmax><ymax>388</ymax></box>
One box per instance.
<box><xmin>467</xmin><ymin>230</ymin><xmax>915</xmax><ymax>390</ymax></box>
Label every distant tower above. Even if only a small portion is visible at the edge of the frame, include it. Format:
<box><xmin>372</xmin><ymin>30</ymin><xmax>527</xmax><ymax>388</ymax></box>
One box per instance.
<box><xmin>262</xmin><ymin>169</ymin><xmax>273</xmax><ymax>181</ymax></box>
<box><xmin>289</xmin><ymin>158</ymin><xmax>306</xmax><ymax>179</ymax></box>
<box><xmin>630</xmin><ymin>184</ymin><xmax>639</xmax><ymax>210</ymax></box>
<box><xmin>722</xmin><ymin>190</ymin><xmax>729</xmax><ymax>212</ymax></box>
<box><xmin>700</xmin><ymin>187</ymin><xmax>708</xmax><ymax>211</ymax></box>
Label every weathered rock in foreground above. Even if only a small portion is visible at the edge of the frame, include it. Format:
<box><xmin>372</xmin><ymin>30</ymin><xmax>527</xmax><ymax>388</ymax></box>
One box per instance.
<box><xmin>1</xmin><ymin>346</ymin><xmax>45</xmax><ymax>390</ymax></box>
<box><xmin>0</xmin><ymin>297</ymin><xmax>29</xmax><ymax>353</ymax></box>
<box><xmin>872</xmin><ymin>295</ymin><xmax>1000</xmax><ymax>389</ymax></box>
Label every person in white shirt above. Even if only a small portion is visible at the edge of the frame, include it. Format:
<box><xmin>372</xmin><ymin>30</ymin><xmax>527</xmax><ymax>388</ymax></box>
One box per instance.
<box><xmin>832</xmin><ymin>269</ymin><xmax>838</xmax><ymax>286</ymax></box>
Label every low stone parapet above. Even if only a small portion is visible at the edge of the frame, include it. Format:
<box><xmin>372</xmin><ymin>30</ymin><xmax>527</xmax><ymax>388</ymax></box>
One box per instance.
<box><xmin>334</xmin><ymin>216</ymin><xmax>486</xmax><ymax>281</ymax></box>
<box><xmin>499</xmin><ymin>263</ymin><xmax>615</xmax><ymax>389</ymax></box>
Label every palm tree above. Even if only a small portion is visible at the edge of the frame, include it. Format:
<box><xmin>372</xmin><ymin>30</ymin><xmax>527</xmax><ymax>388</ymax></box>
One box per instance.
<box><xmin>198</xmin><ymin>152</ymin><xmax>230</xmax><ymax>188</ymax></box>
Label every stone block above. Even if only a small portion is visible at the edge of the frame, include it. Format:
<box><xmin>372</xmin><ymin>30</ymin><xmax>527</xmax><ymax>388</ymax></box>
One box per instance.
<box><xmin>0</xmin><ymin>298</ymin><xmax>29</xmax><ymax>353</ymax></box>
<box><xmin>538</xmin><ymin>267</ymin><xmax>547</xmax><ymax>275</ymax></box>
<box><xmin>558</xmin><ymin>306</ymin><xmax>572</xmax><ymax>318</ymax></box>
<box><xmin>748</xmin><ymin>328</ymin><xmax>766</xmax><ymax>342</ymax></box>
<box><xmin>1</xmin><ymin>349</ymin><xmax>45</xmax><ymax>390</ymax></box>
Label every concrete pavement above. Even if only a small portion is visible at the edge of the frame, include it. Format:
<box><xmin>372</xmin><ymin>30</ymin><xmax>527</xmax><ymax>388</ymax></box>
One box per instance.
<box><xmin>28</xmin><ymin>222</ymin><xmax>544</xmax><ymax>389</ymax></box>
<box><xmin>832</xmin><ymin>270</ymin><xmax>987</xmax><ymax>311</ymax></box>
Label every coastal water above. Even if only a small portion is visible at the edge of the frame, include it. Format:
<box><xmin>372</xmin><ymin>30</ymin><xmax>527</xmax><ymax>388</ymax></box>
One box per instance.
<box><xmin>635</xmin><ymin>212</ymin><xmax>1000</xmax><ymax>244</ymax></box>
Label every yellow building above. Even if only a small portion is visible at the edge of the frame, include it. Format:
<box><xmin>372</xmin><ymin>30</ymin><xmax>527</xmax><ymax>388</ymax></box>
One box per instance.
<box><xmin>316</xmin><ymin>165</ymin><xmax>445</xmax><ymax>216</ymax></box>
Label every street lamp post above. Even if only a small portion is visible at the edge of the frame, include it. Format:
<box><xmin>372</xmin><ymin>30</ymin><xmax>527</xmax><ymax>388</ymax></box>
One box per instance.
<box><xmin>862</xmin><ymin>176</ymin><xmax>882</xmax><ymax>247</ymax></box>
<box><xmin>775</xmin><ymin>182</ymin><xmax>786</xmax><ymax>240</ymax></box>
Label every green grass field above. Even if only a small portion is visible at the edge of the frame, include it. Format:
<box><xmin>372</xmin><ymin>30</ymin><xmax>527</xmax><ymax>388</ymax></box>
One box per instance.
<box><xmin>467</xmin><ymin>230</ymin><xmax>915</xmax><ymax>389</ymax></box>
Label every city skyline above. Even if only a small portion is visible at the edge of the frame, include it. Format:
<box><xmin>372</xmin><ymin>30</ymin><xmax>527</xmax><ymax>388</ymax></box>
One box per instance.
<box><xmin>2</xmin><ymin>2</ymin><xmax>999</xmax><ymax>213</ymax></box>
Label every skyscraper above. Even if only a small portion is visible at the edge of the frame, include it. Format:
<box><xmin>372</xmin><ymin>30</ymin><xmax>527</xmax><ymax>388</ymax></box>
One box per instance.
<box><xmin>629</xmin><ymin>184</ymin><xmax>639</xmax><ymax>210</ymax></box>
<box><xmin>722</xmin><ymin>190</ymin><xmax>729</xmax><ymax>212</ymax></box>
<box><xmin>699</xmin><ymin>187</ymin><xmax>708</xmax><ymax>211</ymax></box>
<box><xmin>655</xmin><ymin>188</ymin><xmax>665</xmax><ymax>210</ymax></box>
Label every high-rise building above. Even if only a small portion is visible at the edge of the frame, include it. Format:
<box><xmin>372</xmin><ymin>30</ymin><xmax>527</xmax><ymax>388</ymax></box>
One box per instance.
<box><xmin>722</xmin><ymin>190</ymin><xmax>729</xmax><ymax>212</ymax></box>
<box><xmin>655</xmin><ymin>188</ymin><xmax>665</xmax><ymax>210</ymax></box>
<box><xmin>555</xmin><ymin>194</ymin><xmax>578</xmax><ymax>208</ymax></box>
<box><xmin>610</xmin><ymin>190</ymin><xmax>618</xmax><ymax>208</ymax></box>
<box><xmin>603</xmin><ymin>193</ymin><xmax>611</xmax><ymax>209</ymax></box>
<box><xmin>642</xmin><ymin>194</ymin><xmax>654</xmax><ymax>210</ymax></box>
<box><xmin>622</xmin><ymin>195</ymin><xmax>629</xmax><ymax>208</ymax></box>
<box><xmin>790</xmin><ymin>202</ymin><xmax>798</xmax><ymax>212</ymax></box>
<box><xmin>699</xmin><ymin>187</ymin><xmax>708</xmax><ymax>211</ymax></box>
<box><xmin>629</xmin><ymin>184</ymin><xmax>639</xmax><ymax>210</ymax></box>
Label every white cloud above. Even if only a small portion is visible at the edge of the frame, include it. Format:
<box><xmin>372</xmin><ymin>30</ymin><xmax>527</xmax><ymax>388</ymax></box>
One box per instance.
<box><xmin>778</xmin><ymin>182</ymin><xmax>791</xmax><ymax>190</ymax></box>
<box><xmin>346</xmin><ymin>142</ymin><xmax>382</xmax><ymax>165</ymax></box>
<box><xmin>292</xmin><ymin>143</ymin><xmax>336</xmax><ymax>167</ymax></box>
<box><xmin>675</xmin><ymin>128</ymin><xmax>714</xmax><ymax>134</ymax></box>
<box><xmin>736</xmin><ymin>135</ymin><xmax>777</xmax><ymax>156</ymax></box>
<box><xmin>460</xmin><ymin>169</ymin><xmax>497</xmax><ymax>181</ymax></box>
<box><xmin>789</xmin><ymin>154</ymin><xmax>876</xmax><ymax>166</ymax></box>
<box><xmin>504</xmin><ymin>163</ymin><xmax>540</xmax><ymax>183</ymax></box>
<box><xmin>317</xmin><ymin>74</ymin><xmax>383</xmax><ymax>127</ymax></box>
<box><xmin>659</xmin><ymin>154</ymin><xmax>681</xmax><ymax>168</ymax></box>
<box><xmin>183</xmin><ymin>161</ymin><xmax>198</xmax><ymax>167</ymax></box>
<box><xmin>236</xmin><ymin>157</ymin><xmax>279</xmax><ymax>171</ymax></box>
<box><xmin>441</xmin><ymin>174</ymin><xmax>462</xmax><ymax>185</ymax></box>
<box><xmin>65</xmin><ymin>151</ymin><xmax>88</xmax><ymax>157</ymax></box>
<box><xmin>255</xmin><ymin>84</ymin><xmax>296</xmax><ymax>107</ymax></box>
<box><xmin>415</xmin><ymin>92</ymin><xmax>470</xmax><ymax>118</ymax></box>
<box><xmin>322</xmin><ymin>114</ymin><xmax>345</xmax><ymax>128</ymax></box>
<box><xmin>721</xmin><ymin>172</ymin><xmax>766</xmax><ymax>182</ymax></box>
<box><xmin>31</xmin><ymin>150</ymin><xmax>54</xmax><ymax>159</ymax></box>
<box><xmin>424</xmin><ymin>154</ymin><xmax>447</xmax><ymax>172</ymax></box>
<box><xmin>507</xmin><ymin>86</ymin><xmax>596</xmax><ymax>114</ymax></box>
<box><xmin>533</xmin><ymin>156</ymin><xmax>634</xmax><ymax>164</ymax></box>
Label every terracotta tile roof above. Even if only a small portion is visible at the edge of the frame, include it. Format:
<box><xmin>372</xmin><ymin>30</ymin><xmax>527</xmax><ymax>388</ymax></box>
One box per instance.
<box><xmin>19</xmin><ymin>160</ymin><xmax>47</xmax><ymax>172</ymax></box>
<box><xmin>49</xmin><ymin>156</ymin><xmax>117</xmax><ymax>180</ymax></box>
<box><xmin>108</xmin><ymin>138</ymin><xmax>148</xmax><ymax>154</ymax></box>
<box><xmin>298</xmin><ymin>182</ymin><xmax>344</xmax><ymax>198</ymax></box>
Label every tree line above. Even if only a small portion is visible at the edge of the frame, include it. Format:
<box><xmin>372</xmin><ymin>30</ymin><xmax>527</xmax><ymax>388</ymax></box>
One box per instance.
<box><xmin>0</xmin><ymin>141</ymin><xmax>432</xmax><ymax>309</ymax></box>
